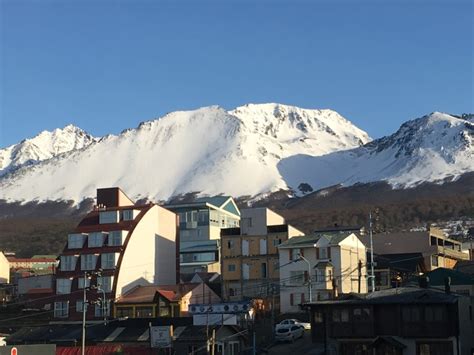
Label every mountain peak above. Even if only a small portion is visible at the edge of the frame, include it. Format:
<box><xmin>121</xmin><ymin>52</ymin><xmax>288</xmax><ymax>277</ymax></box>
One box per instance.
<box><xmin>0</xmin><ymin>125</ymin><xmax>96</xmax><ymax>176</ymax></box>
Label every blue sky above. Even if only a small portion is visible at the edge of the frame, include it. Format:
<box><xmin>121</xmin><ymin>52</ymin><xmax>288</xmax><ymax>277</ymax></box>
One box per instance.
<box><xmin>1</xmin><ymin>0</ymin><xmax>472</xmax><ymax>147</ymax></box>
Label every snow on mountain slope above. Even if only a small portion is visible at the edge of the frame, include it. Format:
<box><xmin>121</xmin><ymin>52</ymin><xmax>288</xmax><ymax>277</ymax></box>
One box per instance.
<box><xmin>0</xmin><ymin>104</ymin><xmax>369</xmax><ymax>203</ymax></box>
<box><xmin>230</xmin><ymin>103</ymin><xmax>370</xmax><ymax>155</ymax></box>
<box><xmin>0</xmin><ymin>124</ymin><xmax>96</xmax><ymax>176</ymax></box>
<box><xmin>278</xmin><ymin>112</ymin><xmax>474</xmax><ymax>191</ymax></box>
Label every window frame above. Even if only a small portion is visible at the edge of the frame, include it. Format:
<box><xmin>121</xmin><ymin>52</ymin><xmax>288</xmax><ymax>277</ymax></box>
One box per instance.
<box><xmin>54</xmin><ymin>301</ymin><xmax>69</xmax><ymax>318</ymax></box>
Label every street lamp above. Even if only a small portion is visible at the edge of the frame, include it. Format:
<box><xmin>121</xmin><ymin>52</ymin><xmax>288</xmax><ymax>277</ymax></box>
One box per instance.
<box><xmin>296</xmin><ymin>254</ymin><xmax>312</xmax><ymax>303</ymax></box>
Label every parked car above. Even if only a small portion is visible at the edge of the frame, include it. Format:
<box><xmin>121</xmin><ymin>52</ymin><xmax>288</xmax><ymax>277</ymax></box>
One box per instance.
<box><xmin>275</xmin><ymin>318</ymin><xmax>311</xmax><ymax>330</ymax></box>
<box><xmin>275</xmin><ymin>325</ymin><xmax>304</xmax><ymax>342</ymax></box>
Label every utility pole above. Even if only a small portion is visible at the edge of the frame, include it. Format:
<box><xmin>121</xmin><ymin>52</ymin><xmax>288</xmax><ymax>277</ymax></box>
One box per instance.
<box><xmin>297</xmin><ymin>254</ymin><xmax>312</xmax><ymax>302</ymax></box>
<box><xmin>358</xmin><ymin>260</ymin><xmax>362</xmax><ymax>294</ymax></box>
<box><xmin>210</xmin><ymin>328</ymin><xmax>216</xmax><ymax>355</ymax></box>
<box><xmin>252</xmin><ymin>329</ymin><xmax>256</xmax><ymax>355</ymax></box>
<box><xmin>369</xmin><ymin>211</ymin><xmax>375</xmax><ymax>293</ymax></box>
<box><xmin>81</xmin><ymin>271</ymin><xmax>87</xmax><ymax>355</ymax></box>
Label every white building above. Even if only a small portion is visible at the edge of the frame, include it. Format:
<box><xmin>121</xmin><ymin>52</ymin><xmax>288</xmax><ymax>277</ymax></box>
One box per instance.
<box><xmin>278</xmin><ymin>232</ymin><xmax>367</xmax><ymax>314</ymax></box>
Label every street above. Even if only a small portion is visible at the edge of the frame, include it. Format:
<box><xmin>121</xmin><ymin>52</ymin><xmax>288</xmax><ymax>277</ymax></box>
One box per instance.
<box><xmin>266</xmin><ymin>331</ymin><xmax>324</xmax><ymax>355</ymax></box>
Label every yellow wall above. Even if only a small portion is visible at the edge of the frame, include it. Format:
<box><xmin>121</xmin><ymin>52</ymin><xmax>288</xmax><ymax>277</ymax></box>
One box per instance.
<box><xmin>0</xmin><ymin>252</ymin><xmax>9</xmax><ymax>284</ymax></box>
<box><xmin>221</xmin><ymin>236</ymin><xmax>242</xmax><ymax>258</ymax></box>
<box><xmin>222</xmin><ymin>259</ymin><xmax>241</xmax><ymax>280</ymax></box>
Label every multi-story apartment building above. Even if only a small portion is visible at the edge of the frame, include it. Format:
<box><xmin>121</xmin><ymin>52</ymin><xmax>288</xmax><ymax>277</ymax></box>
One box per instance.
<box><xmin>221</xmin><ymin>207</ymin><xmax>303</xmax><ymax>304</ymax></box>
<box><xmin>53</xmin><ymin>187</ymin><xmax>178</xmax><ymax>321</ymax></box>
<box><xmin>278</xmin><ymin>232</ymin><xmax>367</xmax><ymax>314</ymax></box>
<box><xmin>361</xmin><ymin>226</ymin><xmax>469</xmax><ymax>271</ymax></box>
<box><xmin>166</xmin><ymin>196</ymin><xmax>240</xmax><ymax>274</ymax></box>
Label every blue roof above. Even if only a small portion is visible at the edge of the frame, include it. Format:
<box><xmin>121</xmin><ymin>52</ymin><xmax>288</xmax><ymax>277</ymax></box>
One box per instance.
<box><xmin>194</xmin><ymin>195</ymin><xmax>231</xmax><ymax>207</ymax></box>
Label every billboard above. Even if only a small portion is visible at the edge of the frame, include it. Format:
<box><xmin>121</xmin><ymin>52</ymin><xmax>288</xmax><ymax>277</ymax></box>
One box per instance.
<box><xmin>150</xmin><ymin>326</ymin><xmax>173</xmax><ymax>348</ymax></box>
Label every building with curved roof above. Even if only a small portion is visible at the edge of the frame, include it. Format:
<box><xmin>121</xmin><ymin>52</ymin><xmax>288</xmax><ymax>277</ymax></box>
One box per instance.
<box><xmin>53</xmin><ymin>187</ymin><xmax>178</xmax><ymax>321</ymax></box>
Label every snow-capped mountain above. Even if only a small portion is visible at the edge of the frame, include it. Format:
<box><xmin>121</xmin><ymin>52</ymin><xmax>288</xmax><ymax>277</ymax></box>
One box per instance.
<box><xmin>0</xmin><ymin>124</ymin><xmax>96</xmax><ymax>176</ymax></box>
<box><xmin>278</xmin><ymin>112</ymin><xmax>474</xmax><ymax>190</ymax></box>
<box><xmin>0</xmin><ymin>104</ymin><xmax>369</xmax><ymax>203</ymax></box>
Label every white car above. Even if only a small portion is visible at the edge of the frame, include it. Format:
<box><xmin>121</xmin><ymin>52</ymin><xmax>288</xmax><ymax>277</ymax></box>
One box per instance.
<box><xmin>275</xmin><ymin>318</ymin><xmax>311</xmax><ymax>330</ymax></box>
<box><xmin>275</xmin><ymin>324</ymin><xmax>304</xmax><ymax>342</ymax></box>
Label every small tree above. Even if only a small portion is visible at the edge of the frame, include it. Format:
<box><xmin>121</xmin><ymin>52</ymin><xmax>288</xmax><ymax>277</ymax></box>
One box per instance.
<box><xmin>298</xmin><ymin>182</ymin><xmax>313</xmax><ymax>194</ymax></box>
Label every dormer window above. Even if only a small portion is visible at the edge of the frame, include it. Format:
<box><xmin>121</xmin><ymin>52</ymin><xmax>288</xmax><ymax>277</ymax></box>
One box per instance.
<box><xmin>99</xmin><ymin>210</ymin><xmax>119</xmax><ymax>224</ymax></box>
<box><xmin>81</xmin><ymin>254</ymin><xmax>98</xmax><ymax>270</ymax></box>
<box><xmin>109</xmin><ymin>231</ymin><xmax>126</xmax><ymax>246</ymax></box>
<box><xmin>88</xmin><ymin>232</ymin><xmax>106</xmax><ymax>248</ymax></box>
<box><xmin>101</xmin><ymin>253</ymin><xmax>119</xmax><ymax>269</ymax></box>
<box><xmin>68</xmin><ymin>234</ymin><xmax>87</xmax><ymax>249</ymax></box>
<box><xmin>60</xmin><ymin>255</ymin><xmax>78</xmax><ymax>271</ymax></box>
<box><xmin>122</xmin><ymin>209</ymin><xmax>139</xmax><ymax>221</ymax></box>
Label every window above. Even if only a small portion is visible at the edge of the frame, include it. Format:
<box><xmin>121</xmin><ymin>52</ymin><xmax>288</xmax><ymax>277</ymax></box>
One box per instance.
<box><xmin>78</xmin><ymin>277</ymin><xmax>91</xmax><ymax>289</ymax></box>
<box><xmin>228</xmin><ymin>342</ymin><xmax>239</xmax><ymax>355</ymax></box>
<box><xmin>290</xmin><ymin>271</ymin><xmax>305</xmax><ymax>285</ymax></box>
<box><xmin>81</xmin><ymin>254</ymin><xmax>97</xmax><ymax>270</ymax></box>
<box><xmin>228</xmin><ymin>264</ymin><xmax>236</xmax><ymax>272</ymax></box>
<box><xmin>314</xmin><ymin>312</ymin><xmax>324</xmax><ymax>323</ymax></box>
<box><xmin>60</xmin><ymin>255</ymin><xmax>77</xmax><ymax>271</ymax></box>
<box><xmin>416</xmin><ymin>342</ymin><xmax>454</xmax><ymax>355</ymax></box>
<box><xmin>353</xmin><ymin>307</ymin><xmax>371</xmax><ymax>321</ymax></box>
<box><xmin>316</xmin><ymin>269</ymin><xmax>327</xmax><ymax>282</ymax></box>
<box><xmin>88</xmin><ymin>232</ymin><xmax>105</xmax><ymax>248</ymax></box>
<box><xmin>242</xmin><ymin>217</ymin><xmax>252</xmax><ymax>228</ymax></box>
<box><xmin>261</xmin><ymin>262</ymin><xmax>267</xmax><ymax>278</ymax></box>
<box><xmin>290</xmin><ymin>248</ymin><xmax>301</xmax><ymax>260</ymax></box>
<box><xmin>56</xmin><ymin>278</ymin><xmax>72</xmax><ymax>294</ymax></box>
<box><xmin>122</xmin><ymin>210</ymin><xmax>134</xmax><ymax>221</ymax></box>
<box><xmin>54</xmin><ymin>301</ymin><xmax>69</xmax><ymax>318</ymax></box>
<box><xmin>319</xmin><ymin>247</ymin><xmax>328</xmax><ymax>259</ymax></box>
<box><xmin>136</xmin><ymin>306</ymin><xmax>153</xmax><ymax>317</ymax></box>
<box><xmin>76</xmin><ymin>300</ymin><xmax>85</xmax><ymax>312</ymax></box>
<box><xmin>431</xmin><ymin>255</ymin><xmax>439</xmax><ymax>267</ymax></box>
<box><xmin>108</xmin><ymin>230</ymin><xmax>125</xmax><ymax>246</ymax></box>
<box><xmin>116</xmin><ymin>307</ymin><xmax>133</xmax><ymax>318</ymax></box>
<box><xmin>94</xmin><ymin>300</ymin><xmax>111</xmax><ymax>317</ymax></box>
<box><xmin>332</xmin><ymin>308</ymin><xmax>349</xmax><ymax>322</ymax></box>
<box><xmin>229</xmin><ymin>288</ymin><xmax>236</xmax><ymax>296</ymax></box>
<box><xmin>198</xmin><ymin>210</ymin><xmax>209</xmax><ymax>223</ymax></box>
<box><xmin>227</xmin><ymin>240</ymin><xmax>234</xmax><ymax>249</ymax></box>
<box><xmin>273</xmin><ymin>238</ymin><xmax>282</xmax><ymax>246</ymax></box>
<box><xmin>101</xmin><ymin>253</ymin><xmax>117</xmax><ymax>269</ymax></box>
<box><xmin>425</xmin><ymin>306</ymin><xmax>444</xmax><ymax>322</ymax></box>
<box><xmin>97</xmin><ymin>276</ymin><xmax>113</xmax><ymax>292</ymax></box>
<box><xmin>402</xmin><ymin>306</ymin><xmax>421</xmax><ymax>322</ymax></box>
<box><xmin>68</xmin><ymin>233</ymin><xmax>86</xmax><ymax>249</ymax></box>
<box><xmin>99</xmin><ymin>210</ymin><xmax>119</xmax><ymax>224</ymax></box>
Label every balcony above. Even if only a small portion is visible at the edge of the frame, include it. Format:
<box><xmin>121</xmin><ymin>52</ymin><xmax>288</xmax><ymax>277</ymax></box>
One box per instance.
<box><xmin>434</xmin><ymin>246</ymin><xmax>469</xmax><ymax>260</ymax></box>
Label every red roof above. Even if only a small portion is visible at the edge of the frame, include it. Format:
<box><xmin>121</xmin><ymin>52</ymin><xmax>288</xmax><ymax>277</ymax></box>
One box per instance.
<box><xmin>115</xmin><ymin>283</ymin><xmax>200</xmax><ymax>304</ymax></box>
<box><xmin>7</xmin><ymin>257</ymin><xmax>57</xmax><ymax>263</ymax></box>
<box><xmin>157</xmin><ymin>290</ymin><xmax>176</xmax><ymax>302</ymax></box>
